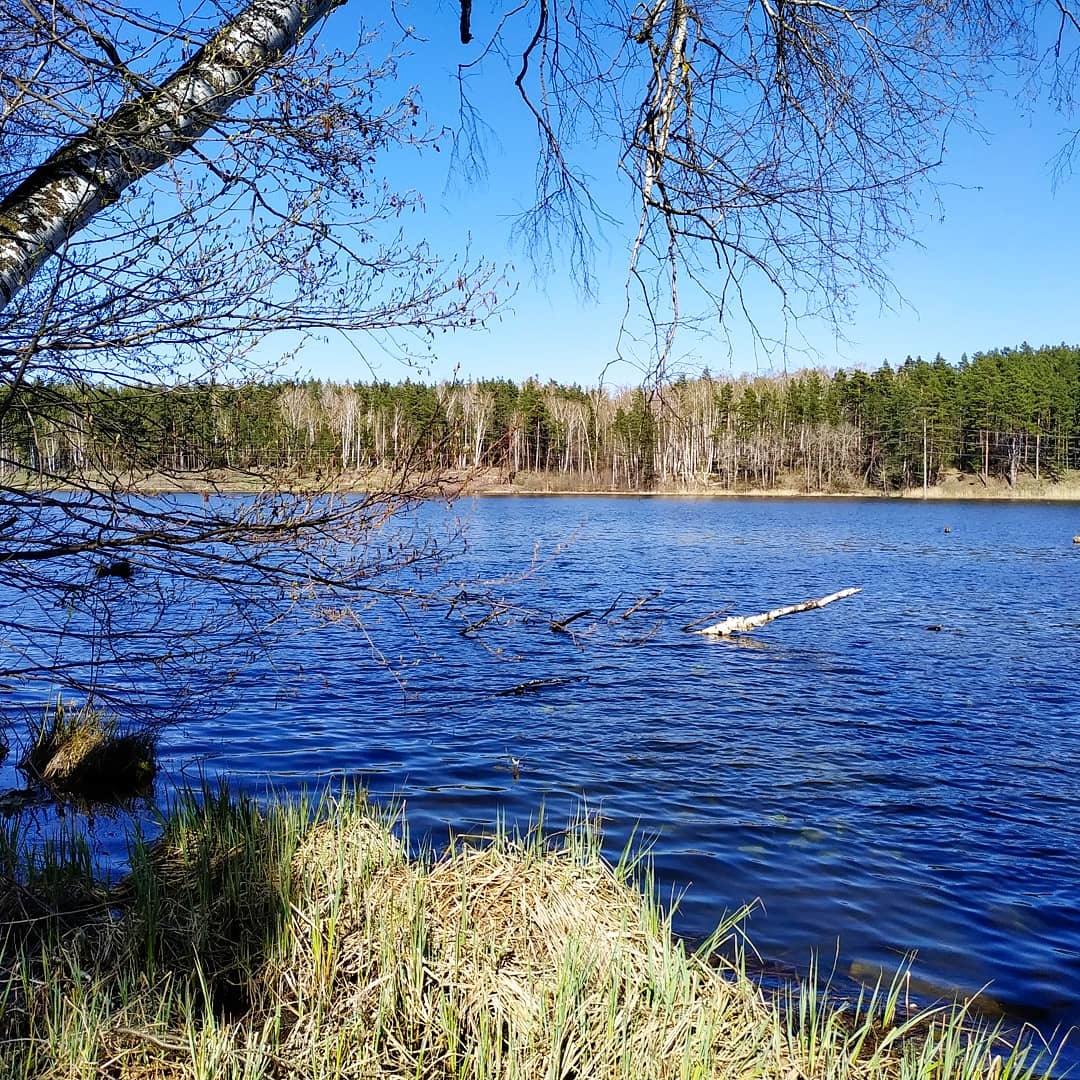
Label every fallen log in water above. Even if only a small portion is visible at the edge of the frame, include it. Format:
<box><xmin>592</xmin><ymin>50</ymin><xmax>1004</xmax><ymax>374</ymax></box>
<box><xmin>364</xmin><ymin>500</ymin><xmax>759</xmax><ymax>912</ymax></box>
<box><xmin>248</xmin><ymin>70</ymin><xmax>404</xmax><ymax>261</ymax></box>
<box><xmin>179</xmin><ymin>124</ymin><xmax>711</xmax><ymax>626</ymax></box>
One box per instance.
<box><xmin>691</xmin><ymin>587</ymin><xmax>862</xmax><ymax>637</ymax></box>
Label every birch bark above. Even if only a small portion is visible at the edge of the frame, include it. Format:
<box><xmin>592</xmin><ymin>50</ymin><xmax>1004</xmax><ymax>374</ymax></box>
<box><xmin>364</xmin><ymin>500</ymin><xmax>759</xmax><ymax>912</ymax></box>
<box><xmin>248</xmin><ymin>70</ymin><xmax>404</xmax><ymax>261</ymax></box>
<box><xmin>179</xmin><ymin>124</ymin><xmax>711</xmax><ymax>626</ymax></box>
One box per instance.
<box><xmin>0</xmin><ymin>0</ymin><xmax>344</xmax><ymax>312</ymax></box>
<box><xmin>692</xmin><ymin>588</ymin><xmax>862</xmax><ymax>637</ymax></box>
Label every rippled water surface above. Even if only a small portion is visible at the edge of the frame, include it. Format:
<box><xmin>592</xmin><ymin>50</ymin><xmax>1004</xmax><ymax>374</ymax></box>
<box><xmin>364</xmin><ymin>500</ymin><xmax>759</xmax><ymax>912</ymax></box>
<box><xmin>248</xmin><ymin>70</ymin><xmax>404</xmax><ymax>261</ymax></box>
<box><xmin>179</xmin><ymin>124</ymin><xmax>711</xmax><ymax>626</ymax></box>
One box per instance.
<box><xmin>15</xmin><ymin>495</ymin><xmax>1080</xmax><ymax>1048</ymax></box>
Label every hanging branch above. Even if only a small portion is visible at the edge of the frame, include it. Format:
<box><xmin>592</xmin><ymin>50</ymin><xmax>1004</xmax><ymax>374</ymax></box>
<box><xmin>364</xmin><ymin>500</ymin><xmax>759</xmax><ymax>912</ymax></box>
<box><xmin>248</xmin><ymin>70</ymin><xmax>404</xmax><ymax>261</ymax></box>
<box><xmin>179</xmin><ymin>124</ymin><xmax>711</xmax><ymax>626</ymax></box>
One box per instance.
<box><xmin>0</xmin><ymin>0</ymin><xmax>352</xmax><ymax>311</ymax></box>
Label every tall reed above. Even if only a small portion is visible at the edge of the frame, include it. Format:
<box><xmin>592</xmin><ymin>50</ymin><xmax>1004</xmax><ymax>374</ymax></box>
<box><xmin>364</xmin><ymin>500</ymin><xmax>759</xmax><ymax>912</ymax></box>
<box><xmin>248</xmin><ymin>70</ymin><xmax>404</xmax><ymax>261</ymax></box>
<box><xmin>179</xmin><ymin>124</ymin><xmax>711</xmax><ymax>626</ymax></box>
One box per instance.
<box><xmin>0</xmin><ymin>783</ymin><xmax>1064</xmax><ymax>1079</ymax></box>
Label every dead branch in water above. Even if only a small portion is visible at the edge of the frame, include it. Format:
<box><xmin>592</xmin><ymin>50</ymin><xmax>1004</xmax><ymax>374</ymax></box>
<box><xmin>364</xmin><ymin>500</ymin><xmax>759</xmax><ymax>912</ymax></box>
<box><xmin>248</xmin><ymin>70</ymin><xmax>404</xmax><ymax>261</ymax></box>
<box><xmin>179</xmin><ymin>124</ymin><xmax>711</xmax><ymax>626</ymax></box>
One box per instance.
<box><xmin>621</xmin><ymin>591</ymin><xmax>663</xmax><ymax>619</ymax></box>
<box><xmin>495</xmin><ymin>676</ymin><xmax>589</xmax><ymax>697</ymax></box>
<box><xmin>551</xmin><ymin>595</ymin><xmax>620</xmax><ymax>636</ymax></box>
<box><xmin>681</xmin><ymin>605</ymin><xmax>736</xmax><ymax>633</ymax></box>
<box><xmin>691</xmin><ymin>588</ymin><xmax>862</xmax><ymax>637</ymax></box>
<box><xmin>550</xmin><ymin>609</ymin><xmax>593</xmax><ymax>633</ymax></box>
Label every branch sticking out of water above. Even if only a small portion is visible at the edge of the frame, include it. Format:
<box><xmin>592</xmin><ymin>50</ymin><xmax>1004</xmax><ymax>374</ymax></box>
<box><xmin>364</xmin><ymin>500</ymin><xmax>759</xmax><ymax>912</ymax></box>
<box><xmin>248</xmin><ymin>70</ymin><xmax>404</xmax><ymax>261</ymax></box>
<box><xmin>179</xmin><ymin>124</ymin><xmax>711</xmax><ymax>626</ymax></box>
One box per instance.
<box><xmin>550</xmin><ymin>609</ymin><xmax>593</xmax><ymax>633</ymax></box>
<box><xmin>622</xmin><ymin>590</ymin><xmax>662</xmax><ymax>619</ymax></box>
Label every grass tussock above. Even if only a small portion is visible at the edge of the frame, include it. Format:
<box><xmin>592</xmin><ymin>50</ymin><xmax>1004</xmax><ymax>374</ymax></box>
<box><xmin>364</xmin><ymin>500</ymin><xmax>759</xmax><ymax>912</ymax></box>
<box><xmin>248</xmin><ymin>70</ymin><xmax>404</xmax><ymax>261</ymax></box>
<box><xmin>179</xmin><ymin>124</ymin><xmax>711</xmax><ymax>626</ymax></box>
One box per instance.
<box><xmin>19</xmin><ymin>698</ymin><xmax>156</xmax><ymax>800</ymax></box>
<box><xmin>0</xmin><ymin>784</ymin><xmax>1063</xmax><ymax>1079</ymax></box>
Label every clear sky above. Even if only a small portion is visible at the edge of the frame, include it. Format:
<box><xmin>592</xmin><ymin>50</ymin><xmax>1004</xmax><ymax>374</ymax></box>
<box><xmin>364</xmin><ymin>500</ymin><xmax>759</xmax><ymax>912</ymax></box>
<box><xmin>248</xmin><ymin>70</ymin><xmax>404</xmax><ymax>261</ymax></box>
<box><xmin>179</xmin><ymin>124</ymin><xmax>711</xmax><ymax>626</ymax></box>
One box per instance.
<box><xmin>276</xmin><ymin>5</ymin><xmax>1080</xmax><ymax>389</ymax></box>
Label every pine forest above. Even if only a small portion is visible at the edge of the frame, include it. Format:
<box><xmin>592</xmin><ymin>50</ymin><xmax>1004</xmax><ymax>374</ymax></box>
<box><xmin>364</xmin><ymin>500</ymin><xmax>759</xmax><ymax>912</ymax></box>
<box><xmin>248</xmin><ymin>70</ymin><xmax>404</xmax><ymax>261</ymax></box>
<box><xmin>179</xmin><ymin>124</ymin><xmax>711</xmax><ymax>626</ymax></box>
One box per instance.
<box><xmin>6</xmin><ymin>343</ymin><xmax>1080</xmax><ymax>493</ymax></box>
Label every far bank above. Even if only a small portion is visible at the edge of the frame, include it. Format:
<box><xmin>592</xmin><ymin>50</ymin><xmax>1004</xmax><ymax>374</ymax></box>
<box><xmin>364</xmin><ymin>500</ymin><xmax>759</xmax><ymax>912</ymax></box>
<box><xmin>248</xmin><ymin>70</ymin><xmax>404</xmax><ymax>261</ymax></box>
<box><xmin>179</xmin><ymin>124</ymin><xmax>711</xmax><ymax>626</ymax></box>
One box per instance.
<box><xmin>84</xmin><ymin>465</ymin><xmax>1080</xmax><ymax>502</ymax></box>
<box><xmin>25</xmin><ymin>463</ymin><xmax>1080</xmax><ymax>503</ymax></box>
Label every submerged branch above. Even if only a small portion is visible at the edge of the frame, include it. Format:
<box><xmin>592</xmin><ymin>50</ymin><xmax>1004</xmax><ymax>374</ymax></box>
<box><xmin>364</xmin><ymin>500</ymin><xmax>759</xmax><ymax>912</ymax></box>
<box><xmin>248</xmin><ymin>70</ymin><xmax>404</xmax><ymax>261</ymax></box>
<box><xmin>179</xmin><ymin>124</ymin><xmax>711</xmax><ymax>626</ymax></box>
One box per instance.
<box><xmin>495</xmin><ymin>675</ymin><xmax>589</xmax><ymax>697</ymax></box>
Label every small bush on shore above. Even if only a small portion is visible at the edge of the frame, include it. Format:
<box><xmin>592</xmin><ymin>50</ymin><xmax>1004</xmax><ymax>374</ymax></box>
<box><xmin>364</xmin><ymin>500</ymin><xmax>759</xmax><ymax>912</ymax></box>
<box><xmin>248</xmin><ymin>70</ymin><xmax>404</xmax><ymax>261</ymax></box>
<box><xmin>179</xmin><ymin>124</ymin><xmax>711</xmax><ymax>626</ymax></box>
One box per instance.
<box><xmin>0</xmin><ymin>785</ymin><xmax>1063</xmax><ymax>1079</ymax></box>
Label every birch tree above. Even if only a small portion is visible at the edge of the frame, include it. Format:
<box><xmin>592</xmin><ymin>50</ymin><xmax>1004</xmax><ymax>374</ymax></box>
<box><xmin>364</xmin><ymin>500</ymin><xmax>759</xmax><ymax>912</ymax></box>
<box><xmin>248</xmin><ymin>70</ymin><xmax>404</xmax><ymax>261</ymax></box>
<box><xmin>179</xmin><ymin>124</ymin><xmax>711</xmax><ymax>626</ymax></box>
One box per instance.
<box><xmin>461</xmin><ymin>384</ymin><xmax>496</xmax><ymax>468</ymax></box>
<box><xmin>322</xmin><ymin>383</ymin><xmax>362</xmax><ymax>470</ymax></box>
<box><xmin>0</xmin><ymin>0</ymin><xmax>499</xmax><ymax>723</ymax></box>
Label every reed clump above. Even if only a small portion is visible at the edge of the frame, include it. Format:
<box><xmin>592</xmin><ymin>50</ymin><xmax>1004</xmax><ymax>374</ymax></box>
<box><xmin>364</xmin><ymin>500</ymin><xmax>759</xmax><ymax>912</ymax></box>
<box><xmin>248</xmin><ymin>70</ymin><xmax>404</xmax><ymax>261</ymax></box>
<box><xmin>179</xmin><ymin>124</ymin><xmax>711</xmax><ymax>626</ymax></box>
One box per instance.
<box><xmin>19</xmin><ymin>697</ymin><xmax>156</xmax><ymax>799</ymax></box>
<box><xmin>0</xmin><ymin>785</ymin><xmax>1063</xmax><ymax>1079</ymax></box>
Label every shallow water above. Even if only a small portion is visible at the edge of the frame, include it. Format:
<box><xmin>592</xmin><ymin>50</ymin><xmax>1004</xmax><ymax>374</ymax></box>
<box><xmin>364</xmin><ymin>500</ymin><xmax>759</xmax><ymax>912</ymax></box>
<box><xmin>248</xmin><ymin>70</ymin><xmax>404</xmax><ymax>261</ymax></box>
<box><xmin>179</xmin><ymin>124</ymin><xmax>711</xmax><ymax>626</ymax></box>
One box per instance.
<box><xmin>7</xmin><ymin>495</ymin><xmax>1080</xmax><ymax>1054</ymax></box>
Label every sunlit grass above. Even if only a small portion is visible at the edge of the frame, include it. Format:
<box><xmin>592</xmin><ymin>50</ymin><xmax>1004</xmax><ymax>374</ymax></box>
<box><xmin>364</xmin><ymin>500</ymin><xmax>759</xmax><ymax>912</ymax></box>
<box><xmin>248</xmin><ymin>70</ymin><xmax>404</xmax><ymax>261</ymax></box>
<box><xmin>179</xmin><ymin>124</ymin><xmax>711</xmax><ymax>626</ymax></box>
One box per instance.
<box><xmin>0</xmin><ymin>783</ymin><xmax>1064</xmax><ymax>1078</ymax></box>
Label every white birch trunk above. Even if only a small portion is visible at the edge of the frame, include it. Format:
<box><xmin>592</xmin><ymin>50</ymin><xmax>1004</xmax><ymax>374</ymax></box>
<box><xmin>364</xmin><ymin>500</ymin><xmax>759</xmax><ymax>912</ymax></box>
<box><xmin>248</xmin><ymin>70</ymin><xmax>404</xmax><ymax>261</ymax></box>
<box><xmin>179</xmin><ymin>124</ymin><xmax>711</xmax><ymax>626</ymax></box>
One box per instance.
<box><xmin>692</xmin><ymin>588</ymin><xmax>862</xmax><ymax>637</ymax></box>
<box><xmin>0</xmin><ymin>0</ymin><xmax>344</xmax><ymax>311</ymax></box>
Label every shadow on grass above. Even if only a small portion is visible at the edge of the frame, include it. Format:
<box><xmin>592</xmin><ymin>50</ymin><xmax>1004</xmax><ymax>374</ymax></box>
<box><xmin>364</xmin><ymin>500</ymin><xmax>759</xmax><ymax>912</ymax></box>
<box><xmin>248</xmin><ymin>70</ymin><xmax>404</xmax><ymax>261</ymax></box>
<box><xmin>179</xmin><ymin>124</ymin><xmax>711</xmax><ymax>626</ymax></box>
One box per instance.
<box><xmin>0</xmin><ymin>782</ymin><xmax>1066</xmax><ymax>1080</ymax></box>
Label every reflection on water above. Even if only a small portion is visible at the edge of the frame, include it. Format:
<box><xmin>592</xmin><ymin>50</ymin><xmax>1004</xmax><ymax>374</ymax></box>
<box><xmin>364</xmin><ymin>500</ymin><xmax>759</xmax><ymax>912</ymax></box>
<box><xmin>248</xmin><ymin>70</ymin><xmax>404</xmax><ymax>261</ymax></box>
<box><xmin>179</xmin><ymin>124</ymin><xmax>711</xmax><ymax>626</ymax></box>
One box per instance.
<box><xmin>5</xmin><ymin>495</ymin><xmax>1080</xmax><ymax>1055</ymax></box>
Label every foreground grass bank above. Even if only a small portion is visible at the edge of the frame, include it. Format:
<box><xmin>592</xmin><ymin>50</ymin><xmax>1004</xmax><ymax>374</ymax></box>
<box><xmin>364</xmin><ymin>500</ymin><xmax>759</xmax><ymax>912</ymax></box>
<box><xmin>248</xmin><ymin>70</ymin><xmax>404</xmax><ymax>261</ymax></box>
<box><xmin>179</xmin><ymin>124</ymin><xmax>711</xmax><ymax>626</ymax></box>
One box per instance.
<box><xmin>0</xmin><ymin>787</ymin><xmax>1062</xmax><ymax>1079</ymax></box>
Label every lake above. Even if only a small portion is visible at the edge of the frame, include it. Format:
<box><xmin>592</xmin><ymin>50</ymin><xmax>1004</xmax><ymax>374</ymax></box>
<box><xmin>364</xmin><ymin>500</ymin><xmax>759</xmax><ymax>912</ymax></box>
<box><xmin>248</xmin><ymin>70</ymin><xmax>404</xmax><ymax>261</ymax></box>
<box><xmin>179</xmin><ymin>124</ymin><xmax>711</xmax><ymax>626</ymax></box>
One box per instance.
<box><xmin>9</xmin><ymin>494</ymin><xmax>1080</xmax><ymax>1053</ymax></box>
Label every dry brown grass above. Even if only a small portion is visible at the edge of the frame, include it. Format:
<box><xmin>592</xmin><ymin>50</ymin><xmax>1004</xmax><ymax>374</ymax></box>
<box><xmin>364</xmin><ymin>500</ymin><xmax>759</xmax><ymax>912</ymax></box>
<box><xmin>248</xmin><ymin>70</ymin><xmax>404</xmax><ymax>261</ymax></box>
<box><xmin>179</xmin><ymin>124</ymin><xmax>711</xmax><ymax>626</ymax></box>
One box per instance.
<box><xmin>19</xmin><ymin>699</ymin><xmax>155</xmax><ymax>799</ymax></box>
<box><xmin>274</xmin><ymin>819</ymin><xmax>765</xmax><ymax>1078</ymax></box>
<box><xmin>0</xmin><ymin>790</ymin><xmax>1062</xmax><ymax>1079</ymax></box>
<box><xmin>45</xmin><ymin>462</ymin><xmax>1080</xmax><ymax>501</ymax></box>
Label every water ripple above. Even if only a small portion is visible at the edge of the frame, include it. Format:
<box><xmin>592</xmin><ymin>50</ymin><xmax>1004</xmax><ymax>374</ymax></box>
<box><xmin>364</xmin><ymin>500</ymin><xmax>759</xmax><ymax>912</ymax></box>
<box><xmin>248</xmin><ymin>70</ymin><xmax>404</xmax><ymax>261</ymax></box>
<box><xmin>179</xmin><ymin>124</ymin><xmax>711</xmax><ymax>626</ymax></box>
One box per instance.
<box><xmin>6</xmin><ymin>495</ymin><xmax>1080</xmax><ymax>1061</ymax></box>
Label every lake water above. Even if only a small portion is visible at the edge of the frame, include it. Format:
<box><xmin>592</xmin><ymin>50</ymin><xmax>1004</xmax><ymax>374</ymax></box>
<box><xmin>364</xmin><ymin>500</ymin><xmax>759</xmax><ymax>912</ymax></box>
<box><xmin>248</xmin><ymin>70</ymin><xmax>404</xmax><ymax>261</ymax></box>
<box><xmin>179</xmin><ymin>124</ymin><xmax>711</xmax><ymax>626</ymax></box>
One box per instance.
<box><xmin>9</xmin><ymin>495</ymin><xmax>1080</xmax><ymax>1055</ymax></box>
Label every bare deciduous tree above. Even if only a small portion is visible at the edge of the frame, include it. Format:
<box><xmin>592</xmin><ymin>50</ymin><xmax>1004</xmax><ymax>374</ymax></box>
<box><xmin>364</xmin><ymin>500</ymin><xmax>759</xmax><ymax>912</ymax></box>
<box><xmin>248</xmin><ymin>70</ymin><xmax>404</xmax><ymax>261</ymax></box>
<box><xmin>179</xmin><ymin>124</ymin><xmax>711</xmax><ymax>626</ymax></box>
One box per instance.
<box><xmin>0</xmin><ymin>0</ymin><xmax>499</xmax><ymax>726</ymax></box>
<box><xmin>456</xmin><ymin>1</ymin><xmax>1075</xmax><ymax>372</ymax></box>
<box><xmin>1</xmin><ymin>0</ymin><xmax>1077</xmax><ymax>734</ymax></box>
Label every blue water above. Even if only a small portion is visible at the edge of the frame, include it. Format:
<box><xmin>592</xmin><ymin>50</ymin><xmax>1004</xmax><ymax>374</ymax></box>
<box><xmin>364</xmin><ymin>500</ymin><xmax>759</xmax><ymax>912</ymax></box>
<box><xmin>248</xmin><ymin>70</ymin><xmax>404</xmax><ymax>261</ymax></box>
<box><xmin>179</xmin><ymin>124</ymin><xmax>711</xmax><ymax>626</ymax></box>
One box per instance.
<box><xmin>8</xmin><ymin>495</ymin><xmax>1080</xmax><ymax>1051</ymax></box>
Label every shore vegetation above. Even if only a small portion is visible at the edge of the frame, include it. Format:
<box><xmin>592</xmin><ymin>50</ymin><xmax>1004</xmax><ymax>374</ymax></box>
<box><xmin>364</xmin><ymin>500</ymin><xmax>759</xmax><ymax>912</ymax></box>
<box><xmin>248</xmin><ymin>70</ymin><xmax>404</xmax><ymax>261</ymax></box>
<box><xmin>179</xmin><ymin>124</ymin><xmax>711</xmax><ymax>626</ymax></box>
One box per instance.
<box><xmin>16</xmin><ymin>698</ymin><xmax>156</xmax><ymax>801</ymax></box>
<box><xmin>0</xmin><ymin>785</ymin><xmax>1063</xmax><ymax>1079</ymax></box>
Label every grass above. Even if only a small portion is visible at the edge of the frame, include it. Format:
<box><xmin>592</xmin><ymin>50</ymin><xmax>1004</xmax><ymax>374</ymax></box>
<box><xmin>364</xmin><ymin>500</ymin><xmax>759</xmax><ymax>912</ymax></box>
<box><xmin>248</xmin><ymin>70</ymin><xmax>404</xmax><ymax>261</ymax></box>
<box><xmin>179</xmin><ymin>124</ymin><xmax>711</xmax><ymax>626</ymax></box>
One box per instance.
<box><xmin>0</xmin><ymin>783</ymin><xmax>1065</xmax><ymax>1079</ymax></box>
<box><xmin>18</xmin><ymin>697</ymin><xmax>156</xmax><ymax>800</ymax></box>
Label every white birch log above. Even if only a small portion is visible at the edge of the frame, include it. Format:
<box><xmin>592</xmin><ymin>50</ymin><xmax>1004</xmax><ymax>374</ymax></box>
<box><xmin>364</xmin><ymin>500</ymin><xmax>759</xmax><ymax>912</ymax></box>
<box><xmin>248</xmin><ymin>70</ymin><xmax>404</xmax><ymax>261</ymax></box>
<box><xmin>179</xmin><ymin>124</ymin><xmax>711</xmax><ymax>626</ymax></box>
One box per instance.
<box><xmin>693</xmin><ymin>587</ymin><xmax>862</xmax><ymax>637</ymax></box>
<box><xmin>0</xmin><ymin>0</ymin><xmax>344</xmax><ymax>311</ymax></box>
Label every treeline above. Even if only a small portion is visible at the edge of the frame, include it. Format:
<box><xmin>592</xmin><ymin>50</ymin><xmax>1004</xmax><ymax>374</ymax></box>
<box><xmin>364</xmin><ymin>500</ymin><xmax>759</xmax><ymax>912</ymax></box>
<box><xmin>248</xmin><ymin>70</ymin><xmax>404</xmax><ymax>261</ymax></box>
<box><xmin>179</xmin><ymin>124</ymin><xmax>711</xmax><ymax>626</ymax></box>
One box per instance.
<box><xmin>3</xmin><ymin>343</ymin><xmax>1079</xmax><ymax>491</ymax></box>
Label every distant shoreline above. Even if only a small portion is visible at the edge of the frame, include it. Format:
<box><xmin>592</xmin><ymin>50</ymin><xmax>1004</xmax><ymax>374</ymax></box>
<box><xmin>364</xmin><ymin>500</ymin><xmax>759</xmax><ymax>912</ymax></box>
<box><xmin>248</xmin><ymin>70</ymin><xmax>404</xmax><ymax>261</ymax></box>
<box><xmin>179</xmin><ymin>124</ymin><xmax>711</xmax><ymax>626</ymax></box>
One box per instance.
<box><xmin>471</xmin><ymin>480</ymin><xmax>1080</xmax><ymax>503</ymax></box>
<box><xmin>42</xmin><ymin>466</ymin><xmax>1080</xmax><ymax>503</ymax></box>
<box><xmin>463</xmin><ymin>466</ymin><xmax>1080</xmax><ymax>502</ymax></box>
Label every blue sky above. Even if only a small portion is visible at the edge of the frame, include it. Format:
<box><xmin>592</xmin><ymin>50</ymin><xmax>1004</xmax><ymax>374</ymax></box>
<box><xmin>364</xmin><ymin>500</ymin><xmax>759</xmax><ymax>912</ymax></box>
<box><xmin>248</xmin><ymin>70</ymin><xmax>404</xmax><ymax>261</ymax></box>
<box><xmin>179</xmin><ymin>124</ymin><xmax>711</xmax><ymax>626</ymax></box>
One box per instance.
<box><xmin>280</xmin><ymin>5</ymin><xmax>1080</xmax><ymax>388</ymax></box>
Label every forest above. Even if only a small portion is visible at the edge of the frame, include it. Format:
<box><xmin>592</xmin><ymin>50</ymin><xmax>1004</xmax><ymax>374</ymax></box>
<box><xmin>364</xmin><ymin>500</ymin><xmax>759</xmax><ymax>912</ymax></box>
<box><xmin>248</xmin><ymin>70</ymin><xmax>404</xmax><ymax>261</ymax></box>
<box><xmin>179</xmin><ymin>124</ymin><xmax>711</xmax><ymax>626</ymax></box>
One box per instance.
<box><xmin>4</xmin><ymin>343</ymin><xmax>1078</xmax><ymax>494</ymax></box>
